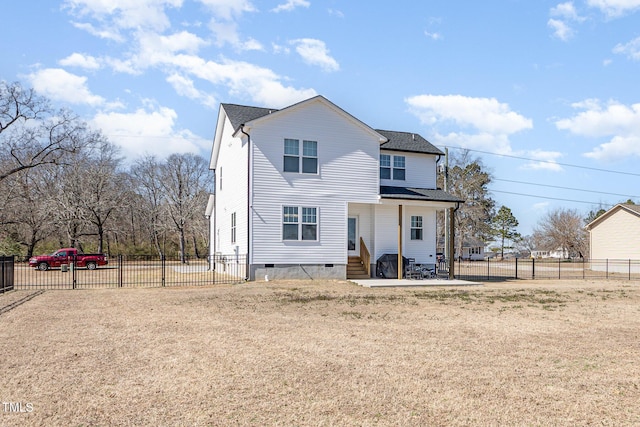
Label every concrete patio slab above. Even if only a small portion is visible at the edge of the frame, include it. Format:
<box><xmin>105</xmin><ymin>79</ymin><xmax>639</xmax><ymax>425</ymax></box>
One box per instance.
<box><xmin>351</xmin><ymin>278</ymin><xmax>480</xmax><ymax>287</ymax></box>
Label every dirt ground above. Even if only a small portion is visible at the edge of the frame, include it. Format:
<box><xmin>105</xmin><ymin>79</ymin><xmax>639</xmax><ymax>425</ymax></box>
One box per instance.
<box><xmin>1</xmin><ymin>279</ymin><xmax>639</xmax><ymax>426</ymax></box>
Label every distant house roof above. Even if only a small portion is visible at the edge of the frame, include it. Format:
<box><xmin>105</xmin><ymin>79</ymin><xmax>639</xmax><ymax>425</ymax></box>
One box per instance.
<box><xmin>220</xmin><ymin>100</ymin><xmax>443</xmax><ymax>155</ymax></box>
<box><xmin>585</xmin><ymin>203</ymin><xmax>640</xmax><ymax>230</ymax></box>
<box><xmin>380</xmin><ymin>186</ymin><xmax>463</xmax><ymax>203</ymax></box>
<box><xmin>377</xmin><ymin>130</ymin><xmax>443</xmax><ymax>155</ymax></box>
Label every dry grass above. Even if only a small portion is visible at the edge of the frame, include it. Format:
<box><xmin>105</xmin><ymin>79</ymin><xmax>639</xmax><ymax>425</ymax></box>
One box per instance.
<box><xmin>1</xmin><ymin>279</ymin><xmax>639</xmax><ymax>426</ymax></box>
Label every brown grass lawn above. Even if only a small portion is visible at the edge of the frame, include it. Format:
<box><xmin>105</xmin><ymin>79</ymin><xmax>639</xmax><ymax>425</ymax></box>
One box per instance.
<box><xmin>1</xmin><ymin>279</ymin><xmax>639</xmax><ymax>426</ymax></box>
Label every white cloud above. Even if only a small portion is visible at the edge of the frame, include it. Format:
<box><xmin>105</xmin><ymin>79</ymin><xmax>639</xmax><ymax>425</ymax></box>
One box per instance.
<box><xmin>548</xmin><ymin>18</ymin><xmax>575</xmax><ymax>41</ymax></box>
<box><xmin>328</xmin><ymin>8</ymin><xmax>344</xmax><ymax>18</ymax></box>
<box><xmin>551</xmin><ymin>2</ymin><xmax>583</xmax><ymax>20</ymax></box>
<box><xmin>71</xmin><ymin>22</ymin><xmax>124</xmax><ymax>41</ymax></box>
<box><xmin>208</xmin><ymin>20</ymin><xmax>263</xmax><ymax>51</ymax></box>
<box><xmin>166</xmin><ymin>73</ymin><xmax>217</xmax><ymax>108</ymax></box>
<box><xmin>521</xmin><ymin>150</ymin><xmax>564</xmax><ymax>171</ymax></box>
<box><xmin>197</xmin><ymin>0</ymin><xmax>256</xmax><ymax>20</ymax></box>
<box><xmin>26</xmin><ymin>68</ymin><xmax>105</xmax><ymax>106</ymax></box>
<box><xmin>555</xmin><ymin>99</ymin><xmax>640</xmax><ymax>161</ymax></box>
<box><xmin>272</xmin><ymin>0</ymin><xmax>310</xmax><ymax>13</ymax></box>
<box><xmin>586</xmin><ymin>0</ymin><xmax>640</xmax><ymax>18</ymax></box>
<box><xmin>59</xmin><ymin>53</ymin><xmax>101</xmax><ymax>70</ymax></box>
<box><xmin>405</xmin><ymin>94</ymin><xmax>532</xmax><ymax>154</ymax></box>
<box><xmin>424</xmin><ymin>31</ymin><xmax>443</xmax><ymax>41</ymax></box>
<box><xmin>64</xmin><ymin>0</ymin><xmax>182</xmax><ymax>33</ymax></box>
<box><xmin>169</xmin><ymin>54</ymin><xmax>316</xmax><ymax>107</ymax></box>
<box><xmin>91</xmin><ymin>105</ymin><xmax>209</xmax><ymax>159</ymax></box>
<box><xmin>613</xmin><ymin>36</ymin><xmax>640</xmax><ymax>60</ymax></box>
<box><xmin>290</xmin><ymin>38</ymin><xmax>339</xmax><ymax>72</ymax></box>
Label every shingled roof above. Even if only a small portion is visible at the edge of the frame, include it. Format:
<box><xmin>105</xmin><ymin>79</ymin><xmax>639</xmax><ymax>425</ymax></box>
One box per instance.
<box><xmin>220</xmin><ymin>101</ymin><xmax>442</xmax><ymax>155</ymax></box>
<box><xmin>221</xmin><ymin>103</ymin><xmax>276</xmax><ymax>132</ymax></box>
<box><xmin>377</xmin><ymin>130</ymin><xmax>443</xmax><ymax>155</ymax></box>
<box><xmin>380</xmin><ymin>186</ymin><xmax>463</xmax><ymax>203</ymax></box>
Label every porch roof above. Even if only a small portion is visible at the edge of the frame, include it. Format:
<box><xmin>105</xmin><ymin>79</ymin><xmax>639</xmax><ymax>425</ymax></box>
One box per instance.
<box><xmin>380</xmin><ymin>186</ymin><xmax>463</xmax><ymax>203</ymax></box>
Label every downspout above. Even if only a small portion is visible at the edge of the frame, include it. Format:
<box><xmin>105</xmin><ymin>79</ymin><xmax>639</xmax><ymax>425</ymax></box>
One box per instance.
<box><xmin>240</xmin><ymin>125</ymin><xmax>251</xmax><ymax>280</ymax></box>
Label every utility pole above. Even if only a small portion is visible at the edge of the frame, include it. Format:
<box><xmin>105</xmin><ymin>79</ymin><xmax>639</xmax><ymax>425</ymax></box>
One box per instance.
<box><xmin>444</xmin><ymin>147</ymin><xmax>450</xmax><ymax>266</ymax></box>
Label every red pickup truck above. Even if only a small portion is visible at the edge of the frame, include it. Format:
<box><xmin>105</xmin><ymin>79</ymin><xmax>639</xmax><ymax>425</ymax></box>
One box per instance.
<box><xmin>28</xmin><ymin>248</ymin><xmax>108</xmax><ymax>271</ymax></box>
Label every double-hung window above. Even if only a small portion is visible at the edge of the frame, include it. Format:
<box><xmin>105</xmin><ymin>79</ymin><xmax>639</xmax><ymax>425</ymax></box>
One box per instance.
<box><xmin>284</xmin><ymin>139</ymin><xmax>318</xmax><ymax>174</ymax></box>
<box><xmin>380</xmin><ymin>154</ymin><xmax>405</xmax><ymax>181</ymax></box>
<box><xmin>393</xmin><ymin>156</ymin><xmax>406</xmax><ymax>180</ymax></box>
<box><xmin>410</xmin><ymin>215</ymin><xmax>423</xmax><ymax>240</ymax></box>
<box><xmin>283</xmin><ymin>206</ymin><xmax>318</xmax><ymax>241</ymax></box>
<box><xmin>380</xmin><ymin>154</ymin><xmax>391</xmax><ymax>179</ymax></box>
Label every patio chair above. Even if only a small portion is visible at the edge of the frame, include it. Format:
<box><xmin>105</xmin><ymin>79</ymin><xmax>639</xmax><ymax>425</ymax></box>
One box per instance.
<box><xmin>405</xmin><ymin>258</ymin><xmax>422</xmax><ymax>280</ymax></box>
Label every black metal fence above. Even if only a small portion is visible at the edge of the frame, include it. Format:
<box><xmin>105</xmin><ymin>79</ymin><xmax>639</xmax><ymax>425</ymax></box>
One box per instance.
<box><xmin>1</xmin><ymin>256</ymin><xmax>14</xmax><ymax>293</ymax></box>
<box><xmin>10</xmin><ymin>254</ymin><xmax>247</xmax><ymax>290</ymax></box>
<box><xmin>453</xmin><ymin>258</ymin><xmax>640</xmax><ymax>282</ymax></box>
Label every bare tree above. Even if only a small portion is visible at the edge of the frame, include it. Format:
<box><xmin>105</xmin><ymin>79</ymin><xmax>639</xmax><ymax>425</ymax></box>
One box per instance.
<box><xmin>159</xmin><ymin>153</ymin><xmax>211</xmax><ymax>263</ymax></box>
<box><xmin>130</xmin><ymin>155</ymin><xmax>167</xmax><ymax>257</ymax></box>
<box><xmin>1</xmin><ymin>82</ymin><xmax>88</xmax><ymax>183</ymax></box>
<box><xmin>533</xmin><ymin>208</ymin><xmax>587</xmax><ymax>259</ymax></box>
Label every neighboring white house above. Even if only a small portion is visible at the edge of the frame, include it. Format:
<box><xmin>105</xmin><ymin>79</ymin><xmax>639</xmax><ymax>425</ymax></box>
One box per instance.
<box><xmin>207</xmin><ymin>95</ymin><xmax>461</xmax><ymax>280</ymax></box>
<box><xmin>585</xmin><ymin>203</ymin><xmax>640</xmax><ymax>260</ymax></box>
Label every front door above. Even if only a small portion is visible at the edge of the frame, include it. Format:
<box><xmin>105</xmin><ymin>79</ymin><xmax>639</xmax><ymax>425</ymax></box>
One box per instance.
<box><xmin>348</xmin><ymin>217</ymin><xmax>358</xmax><ymax>255</ymax></box>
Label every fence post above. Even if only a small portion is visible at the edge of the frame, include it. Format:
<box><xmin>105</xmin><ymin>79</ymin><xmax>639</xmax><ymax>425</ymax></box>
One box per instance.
<box><xmin>606</xmin><ymin>259</ymin><xmax>609</xmax><ymax>279</ymax></box>
<box><xmin>583</xmin><ymin>257</ymin><xmax>585</xmax><ymax>279</ymax></box>
<box><xmin>72</xmin><ymin>255</ymin><xmax>77</xmax><ymax>289</ymax></box>
<box><xmin>162</xmin><ymin>255</ymin><xmax>166</xmax><ymax>287</ymax></box>
<box><xmin>487</xmin><ymin>258</ymin><xmax>490</xmax><ymax>281</ymax></box>
<box><xmin>118</xmin><ymin>255</ymin><xmax>123</xmax><ymax>287</ymax></box>
<box><xmin>629</xmin><ymin>259</ymin><xmax>632</xmax><ymax>281</ymax></box>
<box><xmin>532</xmin><ymin>258</ymin><xmax>535</xmax><ymax>280</ymax></box>
<box><xmin>558</xmin><ymin>258</ymin><xmax>561</xmax><ymax>280</ymax></box>
<box><xmin>1</xmin><ymin>256</ymin><xmax>5</xmax><ymax>293</ymax></box>
<box><xmin>515</xmin><ymin>257</ymin><xmax>518</xmax><ymax>280</ymax></box>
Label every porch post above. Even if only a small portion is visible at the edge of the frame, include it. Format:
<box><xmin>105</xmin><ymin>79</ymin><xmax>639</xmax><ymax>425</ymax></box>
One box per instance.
<box><xmin>448</xmin><ymin>206</ymin><xmax>455</xmax><ymax>280</ymax></box>
<box><xmin>398</xmin><ymin>204</ymin><xmax>403</xmax><ymax>280</ymax></box>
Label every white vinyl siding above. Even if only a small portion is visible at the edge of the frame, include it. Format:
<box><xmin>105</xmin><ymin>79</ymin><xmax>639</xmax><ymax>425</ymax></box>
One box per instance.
<box><xmin>250</xmin><ymin>99</ymin><xmax>380</xmax><ymax>264</ymax></box>
<box><xmin>379</xmin><ymin>150</ymin><xmax>438</xmax><ymax>188</ymax></box>
<box><xmin>213</xmin><ymin>114</ymin><xmax>248</xmax><ymax>256</ymax></box>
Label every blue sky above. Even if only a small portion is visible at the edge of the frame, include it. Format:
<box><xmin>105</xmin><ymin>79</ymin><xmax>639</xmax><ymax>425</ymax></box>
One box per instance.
<box><xmin>2</xmin><ymin>0</ymin><xmax>640</xmax><ymax>235</ymax></box>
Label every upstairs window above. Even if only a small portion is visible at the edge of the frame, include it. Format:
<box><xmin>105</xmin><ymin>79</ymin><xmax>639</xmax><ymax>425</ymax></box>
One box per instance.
<box><xmin>284</xmin><ymin>139</ymin><xmax>318</xmax><ymax>174</ymax></box>
<box><xmin>380</xmin><ymin>154</ymin><xmax>406</xmax><ymax>181</ymax></box>
<box><xmin>283</xmin><ymin>139</ymin><xmax>299</xmax><ymax>172</ymax></box>
<box><xmin>302</xmin><ymin>140</ymin><xmax>318</xmax><ymax>174</ymax></box>
<box><xmin>380</xmin><ymin>154</ymin><xmax>391</xmax><ymax>179</ymax></box>
<box><xmin>393</xmin><ymin>156</ymin><xmax>406</xmax><ymax>180</ymax></box>
<box><xmin>410</xmin><ymin>215</ymin><xmax>423</xmax><ymax>240</ymax></box>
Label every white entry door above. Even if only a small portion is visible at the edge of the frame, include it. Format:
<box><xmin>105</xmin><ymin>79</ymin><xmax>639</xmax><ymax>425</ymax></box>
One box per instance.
<box><xmin>348</xmin><ymin>216</ymin><xmax>358</xmax><ymax>255</ymax></box>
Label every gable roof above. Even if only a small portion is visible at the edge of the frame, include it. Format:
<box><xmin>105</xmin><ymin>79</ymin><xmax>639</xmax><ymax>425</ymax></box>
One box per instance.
<box><xmin>585</xmin><ymin>203</ymin><xmax>640</xmax><ymax>230</ymax></box>
<box><xmin>377</xmin><ymin>130</ymin><xmax>443</xmax><ymax>155</ymax></box>
<box><xmin>219</xmin><ymin>97</ymin><xmax>442</xmax><ymax>155</ymax></box>
<box><xmin>380</xmin><ymin>186</ymin><xmax>463</xmax><ymax>203</ymax></box>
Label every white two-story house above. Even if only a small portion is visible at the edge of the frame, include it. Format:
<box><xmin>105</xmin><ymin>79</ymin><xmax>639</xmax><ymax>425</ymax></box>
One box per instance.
<box><xmin>206</xmin><ymin>95</ymin><xmax>461</xmax><ymax>280</ymax></box>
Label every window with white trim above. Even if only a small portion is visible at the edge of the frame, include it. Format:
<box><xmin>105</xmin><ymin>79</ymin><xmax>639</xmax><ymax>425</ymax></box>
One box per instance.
<box><xmin>231</xmin><ymin>212</ymin><xmax>236</xmax><ymax>244</ymax></box>
<box><xmin>393</xmin><ymin>155</ymin><xmax>406</xmax><ymax>180</ymax></box>
<box><xmin>283</xmin><ymin>139</ymin><xmax>318</xmax><ymax>174</ymax></box>
<box><xmin>380</xmin><ymin>154</ymin><xmax>391</xmax><ymax>179</ymax></box>
<box><xmin>283</xmin><ymin>206</ymin><xmax>318</xmax><ymax>241</ymax></box>
<box><xmin>410</xmin><ymin>215</ymin><xmax>423</xmax><ymax>240</ymax></box>
<box><xmin>380</xmin><ymin>154</ymin><xmax>405</xmax><ymax>181</ymax></box>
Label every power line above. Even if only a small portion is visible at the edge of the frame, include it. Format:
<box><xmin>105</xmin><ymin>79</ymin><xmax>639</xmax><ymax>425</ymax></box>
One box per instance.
<box><xmin>443</xmin><ymin>145</ymin><xmax>640</xmax><ymax>178</ymax></box>
<box><xmin>489</xmin><ymin>189</ymin><xmax>615</xmax><ymax>207</ymax></box>
<box><xmin>493</xmin><ymin>178</ymin><xmax>640</xmax><ymax>200</ymax></box>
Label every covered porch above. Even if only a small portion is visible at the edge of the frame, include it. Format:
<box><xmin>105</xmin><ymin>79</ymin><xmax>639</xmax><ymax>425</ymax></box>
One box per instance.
<box><xmin>347</xmin><ymin>187</ymin><xmax>461</xmax><ymax>280</ymax></box>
